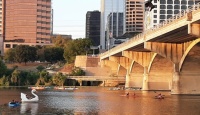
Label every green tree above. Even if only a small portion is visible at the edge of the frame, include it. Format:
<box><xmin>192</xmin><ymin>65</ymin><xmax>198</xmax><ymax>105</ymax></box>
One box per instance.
<box><xmin>36</xmin><ymin>70</ymin><xmax>52</xmax><ymax>86</ymax></box>
<box><xmin>52</xmin><ymin>72</ymin><xmax>66</xmax><ymax>86</ymax></box>
<box><xmin>64</xmin><ymin>38</ymin><xmax>93</xmax><ymax>63</ymax></box>
<box><xmin>0</xmin><ymin>59</ymin><xmax>7</xmax><ymax>77</ymax></box>
<box><xmin>0</xmin><ymin>75</ymin><xmax>10</xmax><ymax>86</ymax></box>
<box><xmin>36</xmin><ymin>65</ymin><xmax>45</xmax><ymax>72</ymax></box>
<box><xmin>44</xmin><ymin>47</ymin><xmax>64</xmax><ymax>63</ymax></box>
<box><xmin>36</xmin><ymin>46</ymin><xmax>45</xmax><ymax>62</ymax></box>
<box><xmin>11</xmin><ymin>70</ymin><xmax>21</xmax><ymax>86</ymax></box>
<box><xmin>14</xmin><ymin>45</ymin><xmax>37</xmax><ymax>64</ymax></box>
<box><xmin>27</xmin><ymin>72</ymin><xmax>40</xmax><ymax>85</ymax></box>
<box><xmin>71</xmin><ymin>67</ymin><xmax>85</xmax><ymax>76</ymax></box>
<box><xmin>4</xmin><ymin>48</ymin><xmax>15</xmax><ymax>62</ymax></box>
<box><xmin>51</xmin><ymin>35</ymin><xmax>72</xmax><ymax>48</ymax></box>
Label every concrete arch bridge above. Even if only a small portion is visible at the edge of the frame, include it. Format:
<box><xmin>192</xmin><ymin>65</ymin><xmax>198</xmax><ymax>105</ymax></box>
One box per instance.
<box><xmin>100</xmin><ymin>3</ymin><xmax>200</xmax><ymax>94</ymax></box>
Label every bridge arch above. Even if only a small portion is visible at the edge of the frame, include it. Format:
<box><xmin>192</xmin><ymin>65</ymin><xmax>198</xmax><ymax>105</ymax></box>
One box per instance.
<box><xmin>101</xmin><ymin>59</ymin><xmax>119</xmax><ymax>75</ymax></box>
<box><xmin>127</xmin><ymin>61</ymin><xmax>143</xmax><ymax>88</ymax></box>
<box><xmin>179</xmin><ymin>38</ymin><xmax>200</xmax><ymax>71</ymax></box>
<box><xmin>148</xmin><ymin>53</ymin><xmax>157</xmax><ymax>73</ymax></box>
<box><xmin>178</xmin><ymin>38</ymin><xmax>200</xmax><ymax>94</ymax></box>
<box><xmin>148</xmin><ymin>53</ymin><xmax>173</xmax><ymax>90</ymax></box>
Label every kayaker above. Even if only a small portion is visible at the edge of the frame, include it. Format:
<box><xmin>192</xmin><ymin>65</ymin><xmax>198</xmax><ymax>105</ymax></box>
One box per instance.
<box><xmin>126</xmin><ymin>92</ymin><xmax>129</xmax><ymax>96</ymax></box>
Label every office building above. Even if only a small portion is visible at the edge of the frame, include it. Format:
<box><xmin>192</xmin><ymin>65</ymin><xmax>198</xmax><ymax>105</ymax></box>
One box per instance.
<box><xmin>86</xmin><ymin>10</ymin><xmax>101</xmax><ymax>46</ymax></box>
<box><xmin>145</xmin><ymin>0</ymin><xmax>200</xmax><ymax>30</ymax></box>
<box><xmin>125</xmin><ymin>0</ymin><xmax>145</xmax><ymax>33</ymax></box>
<box><xmin>107</xmin><ymin>12</ymin><xmax>124</xmax><ymax>39</ymax></box>
<box><xmin>0</xmin><ymin>0</ymin><xmax>3</xmax><ymax>55</ymax></box>
<box><xmin>1</xmin><ymin>0</ymin><xmax>52</xmax><ymax>55</ymax></box>
<box><xmin>100</xmin><ymin>0</ymin><xmax>125</xmax><ymax>49</ymax></box>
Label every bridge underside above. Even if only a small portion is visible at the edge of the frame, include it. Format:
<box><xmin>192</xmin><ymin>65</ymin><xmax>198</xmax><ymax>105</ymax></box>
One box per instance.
<box><xmin>100</xmin><ymin>7</ymin><xmax>200</xmax><ymax>94</ymax></box>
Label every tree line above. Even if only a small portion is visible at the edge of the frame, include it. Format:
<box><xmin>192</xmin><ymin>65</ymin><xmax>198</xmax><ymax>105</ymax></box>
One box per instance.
<box><xmin>4</xmin><ymin>36</ymin><xmax>94</xmax><ymax>64</ymax></box>
<box><xmin>0</xmin><ymin>59</ymin><xmax>85</xmax><ymax>86</ymax></box>
<box><xmin>0</xmin><ymin>36</ymin><xmax>95</xmax><ymax>86</ymax></box>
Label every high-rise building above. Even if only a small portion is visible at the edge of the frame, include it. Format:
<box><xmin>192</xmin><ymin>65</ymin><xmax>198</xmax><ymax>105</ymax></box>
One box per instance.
<box><xmin>1</xmin><ymin>0</ymin><xmax>52</xmax><ymax>55</ymax></box>
<box><xmin>125</xmin><ymin>0</ymin><xmax>145</xmax><ymax>33</ymax></box>
<box><xmin>86</xmin><ymin>10</ymin><xmax>101</xmax><ymax>46</ymax></box>
<box><xmin>100</xmin><ymin>0</ymin><xmax>125</xmax><ymax>49</ymax></box>
<box><xmin>0</xmin><ymin>0</ymin><xmax>3</xmax><ymax>55</ymax></box>
<box><xmin>107</xmin><ymin>12</ymin><xmax>124</xmax><ymax>39</ymax></box>
<box><xmin>145</xmin><ymin>0</ymin><xmax>200</xmax><ymax>30</ymax></box>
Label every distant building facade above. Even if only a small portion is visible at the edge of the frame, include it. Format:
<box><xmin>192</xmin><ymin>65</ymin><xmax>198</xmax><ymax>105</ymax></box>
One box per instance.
<box><xmin>86</xmin><ymin>10</ymin><xmax>101</xmax><ymax>46</ymax></box>
<box><xmin>100</xmin><ymin>0</ymin><xmax>125</xmax><ymax>49</ymax></box>
<box><xmin>107</xmin><ymin>12</ymin><xmax>124</xmax><ymax>49</ymax></box>
<box><xmin>52</xmin><ymin>34</ymin><xmax>72</xmax><ymax>39</ymax></box>
<box><xmin>107</xmin><ymin>12</ymin><xmax>124</xmax><ymax>39</ymax></box>
<box><xmin>1</xmin><ymin>0</ymin><xmax>52</xmax><ymax>55</ymax></box>
<box><xmin>145</xmin><ymin>0</ymin><xmax>199</xmax><ymax>30</ymax></box>
<box><xmin>0</xmin><ymin>0</ymin><xmax>3</xmax><ymax>55</ymax></box>
<box><xmin>125</xmin><ymin>0</ymin><xmax>145</xmax><ymax>33</ymax></box>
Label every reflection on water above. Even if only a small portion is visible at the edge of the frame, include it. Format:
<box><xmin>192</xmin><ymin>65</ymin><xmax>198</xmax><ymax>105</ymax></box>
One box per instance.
<box><xmin>20</xmin><ymin>103</ymin><xmax>38</xmax><ymax>114</ymax></box>
<box><xmin>1</xmin><ymin>87</ymin><xmax>200</xmax><ymax>115</ymax></box>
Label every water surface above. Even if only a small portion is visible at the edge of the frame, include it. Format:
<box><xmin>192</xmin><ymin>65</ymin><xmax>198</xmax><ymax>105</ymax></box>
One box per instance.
<box><xmin>1</xmin><ymin>87</ymin><xmax>200</xmax><ymax>115</ymax></box>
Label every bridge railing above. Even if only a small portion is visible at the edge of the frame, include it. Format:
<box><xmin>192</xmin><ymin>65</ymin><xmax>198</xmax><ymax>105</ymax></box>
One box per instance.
<box><xmin>100</xmin><ymin>2</ymin><xmax>200</xmax><ymax>59</ymax></box>
<box><xmin>67</xmin><ymin>76</ymin><xmax>125</xmax><ymax>80</ymax></box>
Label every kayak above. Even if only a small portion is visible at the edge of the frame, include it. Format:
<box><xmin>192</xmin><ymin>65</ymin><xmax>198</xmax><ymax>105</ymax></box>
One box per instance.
<box><xmin>8</xmin><ymin>102</ymin><xmax>20</xmax><ymax>107</ymax></box>
<box><xmin>155</xmin><ymin>96</ymin><xmax>164</xmax><ymax>99</ymax></box>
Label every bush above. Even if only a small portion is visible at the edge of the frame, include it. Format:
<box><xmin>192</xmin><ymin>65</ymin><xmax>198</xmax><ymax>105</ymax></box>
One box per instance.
<box><xmin>71</xmin><ymin>67</ymin><xmax>85</xmax><ymax>76</ymax></box>
<box><xmin>36</xmin><ymin>65</ymin><xmax>45</xmax><ymax>72</ymax></box>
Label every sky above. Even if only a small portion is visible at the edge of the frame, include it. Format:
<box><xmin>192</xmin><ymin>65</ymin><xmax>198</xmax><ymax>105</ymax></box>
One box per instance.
<box><xmin>52</xmin><ymin>0</ymin><xmax>101</xmax><ymax>39</ymax></box>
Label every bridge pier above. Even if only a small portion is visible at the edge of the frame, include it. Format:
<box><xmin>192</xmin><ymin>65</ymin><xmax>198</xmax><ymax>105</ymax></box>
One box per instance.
<box><xmin>125</xmin><ymin>74</ymin><xmax>130</xmax><ymax>88</ymax></box>
<box><xmin>171</xmin><ymin>71</ymin><xmax>180</xmax><ymax>94</ymax></box>
<box><xmin>78</xmin><ymin>80</ymin><xmax>82</xmax><ymax>86</ymax></box>
<box><xmin>142</xmin><ymin>67</ymin><xmax>149</xmax><ymax>90</ymax></box>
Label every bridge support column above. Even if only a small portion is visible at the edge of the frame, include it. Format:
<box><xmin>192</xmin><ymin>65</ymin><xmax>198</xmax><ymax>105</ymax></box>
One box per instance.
<box><xmin>171</xmin><ymin>63</ymin><xmax>180</xmax><ymax>94</ymax></box>
<box><xmin>102</xmin><ymin>81</ymin><xmax>105</xmax><ymax>87</ymax></box>
<box><xmin>142</xmin><ymin>67</ymin><xmax>149</xmax><ymax>90</ymax></box>
<box><xmin>125</xmin><ymin>74</ymin><xmax>130</xmax><ymax>88</ymax></box>
<box><xmin>78</xmin><ymin>80</ymin><xmax>82</xmax><ymax>86</ymax></box>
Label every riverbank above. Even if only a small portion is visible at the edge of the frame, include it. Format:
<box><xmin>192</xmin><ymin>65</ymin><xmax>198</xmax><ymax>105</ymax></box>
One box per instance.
<box><xmin>6</xmin><ymin>62</ymin><xmax>50</xmax><ymax>72</ymax></box>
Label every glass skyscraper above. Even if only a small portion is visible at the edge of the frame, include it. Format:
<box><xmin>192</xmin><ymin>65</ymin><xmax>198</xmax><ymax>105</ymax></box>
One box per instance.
<box><xmin>86</xmin><ymin>10</ymin><xmax>101</xmax><ymax>46</ymax></box>
<box><xmin>100</xmin><ymin>0</ymin><xmax>125</xmax><ymax>49</ymax></box>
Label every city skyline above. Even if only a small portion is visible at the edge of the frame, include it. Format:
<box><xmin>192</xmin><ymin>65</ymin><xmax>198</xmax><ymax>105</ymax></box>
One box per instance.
<box><xmin>52</xmin><ymin>0</ymin><xmax>100</xmax><ymax>39</ymax></box>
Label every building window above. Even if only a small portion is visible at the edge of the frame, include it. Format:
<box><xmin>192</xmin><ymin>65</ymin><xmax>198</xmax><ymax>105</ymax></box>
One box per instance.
<box><xmin>174</xmin><ymin>0</ymin><xmax>180</xmax><ymax>4</ymax></box>
<box><xmin>160</xmin><ymin>5</ymin><xmax>166</xmax><ymax>9</ymax></box>
<box><xmin>181</xmin><ymin>5</ymin><xmax>187</xmax><ymax>9</ymax></box>
<box><xmin>160</xmin><ymin>15</ymin><xmax>165</xmax><ymax>19</ymax></box>
<box><xmin>13</xmin><ymin>44</ymin><xmax>17</xmax><ymax>48</ymax></box>
<box><xmin>181</xmin><ymin>1</ymin><xmax>187</xmax><ymax>4</ymax></box>
<box><xmin>167</xmin><ymin>0</ymin><xmax>173</xmax><ymax>4</ymax></box>
<box><xmin>6</xmin><ymin>44</ymin><xmax>11</xmax><ymax>48</ymax></box>
<box><xmin>174</xmin><ymin>5</ymin><xmax>180</xmax><ymax>9</ymax></box>
<box><xmin>174</xmin><ymin>10</ymin><xmax>179</xmax><ymax>14</ymax></box>
<box><xmin>167</xmin><ymin>15</ymin><xmax>172</xmax><ymax>19</ymax></box>
<box><xmin>167</xmin><ymin>10</ymin><xmax>172</xmax><ymax>14</ymax></box>
<box><xmin>160</xmin><ymin>10</ymin><xmax>165</xmax><ymax>14</ymax></box>
<box><xmin>167</xmin><ymin>5</ymin><xmax>172</xmax><ymax>9</ymax></box>
<box><xmin>160</xmin><ymin>0</ymin><xmax>166</xmax><ymax>4</ymax></box>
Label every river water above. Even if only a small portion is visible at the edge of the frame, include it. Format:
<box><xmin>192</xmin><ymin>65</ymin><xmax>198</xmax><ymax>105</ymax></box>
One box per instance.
<box><xmin>0</xmin><ymin>87</ymin><xmax>200</xmax><ymax>115</ymax></box>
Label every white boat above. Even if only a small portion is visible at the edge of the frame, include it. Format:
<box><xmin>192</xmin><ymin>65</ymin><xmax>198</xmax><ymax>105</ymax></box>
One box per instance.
<box><xmin>28</xmin><ymin>86</ymin><xmax>45</xmax><ymax>90</ymax></box>
<box><xmin>65</xmin><ymin>87</ymin><xmax>78</xmax><ymax>90</ymax></box>
<box><xmin>21</xmin><ymin>89</ymin><xmax>39</xmax><ymax>103</ymax></box>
